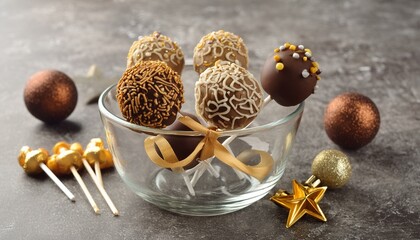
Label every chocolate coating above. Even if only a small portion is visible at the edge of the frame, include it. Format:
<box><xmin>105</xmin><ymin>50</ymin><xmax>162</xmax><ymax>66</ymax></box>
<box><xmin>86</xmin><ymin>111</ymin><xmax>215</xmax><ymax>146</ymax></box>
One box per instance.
<box><xmin>164</xmin><ymin>112</ymin><xmax>204</xmax><ymax>170</ymax></box>
<box><xmin>195</xmin><ymin>61</ymin><xmax>263</xmax><ymax>130</ymax></box>
<box><xmin>324</xmin><ymin>92</ymin><xmax>380</xmax><ymax>150</ymax></box>
<box><xmin>116</xmin><ymin>61</ymin><xmax>184</xmax><ymax>128</ymax></box>
<box><xmin>260</xmin><ymin>43</ymin><xmax>320</xmax><ymax>106</ymax></box>
<box><xmin>24</xmin><ymin>70</ymin><xmax>78</xmax><ymax>124</ymax></box>
<box><xmin>127</xmin><ymin>32</ymin><xmax>185</xmax><ymax>75</ymax></box>
<box><xmin>193</xmin><ymin>30</ymin><xmax>249</xmax><ymax>74</ymax></box>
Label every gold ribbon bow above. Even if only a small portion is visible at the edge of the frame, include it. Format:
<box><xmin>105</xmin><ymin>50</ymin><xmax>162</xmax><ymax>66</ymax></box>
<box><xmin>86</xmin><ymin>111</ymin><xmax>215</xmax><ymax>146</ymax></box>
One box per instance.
<box><xmin>144</xmin><ymin>116</ymin><xmax>274</xmax><ymax>181</ymax></box>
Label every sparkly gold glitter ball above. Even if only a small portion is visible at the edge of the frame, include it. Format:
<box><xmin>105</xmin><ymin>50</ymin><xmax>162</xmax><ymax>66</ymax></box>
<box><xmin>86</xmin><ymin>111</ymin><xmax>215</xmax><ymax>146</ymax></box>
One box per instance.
<box><xmin>312</xmin><ymin>149</ymin><xmax>351</xmax><ymax>188</ymax></box>
<box><xmin>324</xmin><ymin>92</ymin><xmax>380</xmax><ymax>150</ymax></box>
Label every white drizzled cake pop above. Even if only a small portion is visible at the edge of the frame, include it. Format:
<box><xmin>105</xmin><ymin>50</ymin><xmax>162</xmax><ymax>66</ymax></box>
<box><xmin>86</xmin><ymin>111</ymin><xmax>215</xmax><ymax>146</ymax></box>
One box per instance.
<box><xmin>195</xmin><ymin>61</ymin><xmax>263</xmax><ymax>130</ymax></box>
<box><xmin>127</xmin><ymin>32</ymin><xmax>185</xmax><ymax>75</ymax></box>
<box><xmin>193</xmin><ymin>30</ymin><xmax>249</xmax><ymax>74</ymax></box>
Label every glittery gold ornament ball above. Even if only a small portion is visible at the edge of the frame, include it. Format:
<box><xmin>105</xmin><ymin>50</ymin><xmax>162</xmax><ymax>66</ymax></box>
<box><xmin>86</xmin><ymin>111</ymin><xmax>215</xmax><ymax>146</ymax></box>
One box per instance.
<box><xmin>324</xmin><ymin>92</ymin><xmax>380</xmax><ymax>150</ymax></box>
<box><xmin>312</xmin><ymin>149</ymin><xmax>351</xmax><ymax>188</ymax></box>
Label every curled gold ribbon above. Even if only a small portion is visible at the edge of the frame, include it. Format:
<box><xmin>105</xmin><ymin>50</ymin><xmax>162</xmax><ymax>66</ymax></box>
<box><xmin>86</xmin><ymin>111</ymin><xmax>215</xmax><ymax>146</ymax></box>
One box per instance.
<box><xmin>144</xmin><ymin>116</ymin><xmax>274</xmax><ymax>181</ymax></box>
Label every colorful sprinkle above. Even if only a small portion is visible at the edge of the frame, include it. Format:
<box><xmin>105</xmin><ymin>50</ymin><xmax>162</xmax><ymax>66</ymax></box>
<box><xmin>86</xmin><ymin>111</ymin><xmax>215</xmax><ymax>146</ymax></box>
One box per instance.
<box><xmin>302</xmin><ymin>69</ymin><xmax>310</xmax><ymax>78</ymax></box>
<box><xmin>292</xmin><ymin>53</ymin><xmax>299</xmax><ymax>59</ymax></box>
<box><xmin>276</xmin><ymin>62</ymin><xmax>284</xmax><ymax>71</ymax></box>
<box><xmin>273</xmin><ymin>55</ymin><xmax>281</xmax><ymax>62</ymax></box>
<box><xmin>298</xmin><ymin>45</ymin><xmax>305</xmax><ymax>50</ymax></box>
<box><xmin>289</xmin><ymin>45</ymin><xmax>297</xmax><ymax>51</ymax></box>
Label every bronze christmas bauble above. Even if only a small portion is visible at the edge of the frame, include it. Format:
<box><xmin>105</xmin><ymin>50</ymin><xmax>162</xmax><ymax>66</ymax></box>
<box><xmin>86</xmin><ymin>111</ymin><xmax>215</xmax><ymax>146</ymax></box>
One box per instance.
<box><xmin>312</xmin><ymin>149</ymin><xmax>351</xmax><ymax>188</ymax></box>
<box><xmin>24</xmin><ymin>70</ymin><xmax>78</xmax><ymax>124</ymax></box>
<box><xmin>324</xmin><ymin>92</ymin><xmax>380</xmax><ymax>150</ymax></box>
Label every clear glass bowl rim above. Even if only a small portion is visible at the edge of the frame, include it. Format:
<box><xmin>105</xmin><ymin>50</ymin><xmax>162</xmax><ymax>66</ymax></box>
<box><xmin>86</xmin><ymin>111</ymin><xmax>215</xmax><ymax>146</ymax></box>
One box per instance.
<box><xmin>98</xmin><ymin>84</ymin><xmax>305</xmax><ymax>137</ymax></box>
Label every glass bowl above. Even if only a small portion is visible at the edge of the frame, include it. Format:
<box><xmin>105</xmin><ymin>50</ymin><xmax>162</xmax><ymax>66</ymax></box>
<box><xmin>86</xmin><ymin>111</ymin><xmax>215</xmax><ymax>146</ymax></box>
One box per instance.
<box><xmin>99</xmin><ymin>84</ymin><xmax>304</xmax><ymax>216</ymax></box>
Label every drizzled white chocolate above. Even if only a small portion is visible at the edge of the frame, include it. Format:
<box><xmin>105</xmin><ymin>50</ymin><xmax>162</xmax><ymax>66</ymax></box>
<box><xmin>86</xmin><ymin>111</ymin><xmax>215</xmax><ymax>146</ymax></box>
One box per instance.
<box><xmin>193</xmin><ymin>30</ymin><xmax>249</xmax><ymax>74</ymax></box>
<box><xmin>127</xmin><ymin>32</ymin><xmax>185</xmax><ymax>74</ymax></box>
<box><xmin>195</xmin><ymin>61</ymin><xmax>263</xmax><ymax>130</ymax></box>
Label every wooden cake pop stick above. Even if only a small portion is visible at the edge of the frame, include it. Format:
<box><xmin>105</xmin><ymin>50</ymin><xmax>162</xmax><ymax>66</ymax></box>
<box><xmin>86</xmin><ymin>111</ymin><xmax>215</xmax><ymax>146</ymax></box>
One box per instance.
<box><xmin>82</xmin><ymin>160</ymin><xmax>119</xmax><ymax>215</ymax></box>
<box><xmin>18</xmin><ymin>146</ymin><xmax>75</xmax><ymax>201</ymax></box>
<box><xmin>83</xmin><ymin>138</ymin><xmax>119</xmax><ymax>216</ymax></box>
<box><xmin>48</xmin><ymin>142</ymin><xmax>100</xmax><ymax>214</ymax></box>
<box><xmin>94</xmin><ymin>161</ymin><xmax>102</xmax><ymax>187</ymax></box>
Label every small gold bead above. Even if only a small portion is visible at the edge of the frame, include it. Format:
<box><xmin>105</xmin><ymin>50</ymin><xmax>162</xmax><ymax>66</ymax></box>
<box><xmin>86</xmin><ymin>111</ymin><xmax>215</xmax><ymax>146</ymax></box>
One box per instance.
<box><xmin>284</xmin><ymin>42</ymin><xmax>291</xmax><ymax>48</ymax></box>
<box><xmin>274</xmin><ymin>48</ymin><xmax>280</xmax><ymax>53</ymax></box>
<box><xmin>276</xmin><ymin>62</ymin><xmax>284</xmax><ymax>71</ymax></box>
<box><xmin>289</xmin><ymin>45</ymin><xmax>297</xmax><ymax>51</ymax></box>
<box><xmin>317</xmin><ymin>76</ymin><xmax>321</xmax><ymax>80</ymax></box>
<box><xmin>312</xmin><ymin>61</ymin><xmax>319</xmax><ymax>68</ymax></box>
<box><xmin>310</xmin><ymin>67</ymin><xmax>318</xmax><ymax>74</ymax></box>
<box><xmin>273</xmin><ymin>55</ymin><xmax>281</xmax><ymax>62</ymax></box>
<box><xmin>303</xmin><ymin>56</ymin><xmax>308</xmax><ymax>61</ymax></box>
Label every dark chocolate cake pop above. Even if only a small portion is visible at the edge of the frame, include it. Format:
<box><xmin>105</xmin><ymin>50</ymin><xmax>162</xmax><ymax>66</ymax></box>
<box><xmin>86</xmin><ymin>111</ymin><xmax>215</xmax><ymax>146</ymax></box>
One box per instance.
<box><xmin>24</xmin><ymin>70</ymin><xmax>78</xmax><ymax>124</ymax></box>
<box><xmin>260</xmin><ymin>43</ymin><xmax>321</xmax><ymax>106</ymax></box>
<box><xmin>164</xmin><ymin>112</ymin><xmax>204</xmax><ymax>170</ymax></box>
<box><xmin>116</xmin><ymin>61</ymin><xmax>184</xmax><ymax>128</ymax></box>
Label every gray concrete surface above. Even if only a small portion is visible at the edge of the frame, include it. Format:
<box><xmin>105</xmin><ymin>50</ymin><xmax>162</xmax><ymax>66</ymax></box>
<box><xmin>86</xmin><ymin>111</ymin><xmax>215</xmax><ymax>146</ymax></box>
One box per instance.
<box><xmin>0</xmin><ymin>0</ymin><xmax>419</xmax><ymax>239</ymax></box>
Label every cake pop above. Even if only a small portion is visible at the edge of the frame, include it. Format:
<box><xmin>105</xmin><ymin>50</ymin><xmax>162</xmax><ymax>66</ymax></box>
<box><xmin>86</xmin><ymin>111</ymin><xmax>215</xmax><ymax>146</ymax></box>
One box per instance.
<box><xmin>18</xmin><ymin>146</ymin><xmax>75</xmax><ymax>201</ymax></box>
<box><xmin>260</xmin><ymin>43</ymin><xmax>321</xmax><ymax>106</ymax></box>
<box><xmin>127</xmin><ymin>31</ymin><xmax>185</xmax><ymax>75</ymax></box>
<box><xmin>195</xmin><ymin>61</ymin><xmax>263</xmax><ymax>130</ymax></box>
<box><xmin>193</xmin><ymin>30</ymin><xmax>249</xmax><ymax>74</ymax></box>
<box><xmin>116</xmin><ymin>61</ymin><xmax>184</xmax><ymax>128</ymax></box>
<box><xmin>48</xmin><ymin>142</ymin><xmax>100</xmax><ymax>214</ymax></box>
<box><xmin>24</xmin><ymin>70</ymin><xmax>78</xmax><ymax>123</ymax></box>
<box><xmin>164</xmin><ymin>113</ymin><xmax>203</xmax><ymax>170</ymax></box>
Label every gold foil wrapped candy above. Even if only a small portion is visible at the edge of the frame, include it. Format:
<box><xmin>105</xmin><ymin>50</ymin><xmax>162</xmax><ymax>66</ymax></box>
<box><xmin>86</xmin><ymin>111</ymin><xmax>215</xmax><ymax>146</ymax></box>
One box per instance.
<box><xmin>18</xmin><ymin>146</ymin><xmax>75</xmax><ymax>201</ymax></box>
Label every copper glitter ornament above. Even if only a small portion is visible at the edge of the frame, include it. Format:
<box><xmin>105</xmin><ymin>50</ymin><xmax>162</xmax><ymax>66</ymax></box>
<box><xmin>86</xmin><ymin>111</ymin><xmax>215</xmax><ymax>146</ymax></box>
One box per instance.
<box><xmin>324</xmin><ymin>92</ymin><xmax>380</xmax><ymax>150</ymax></box>
<box><xmin>24</xmin><ymin>70</ymin><xmax>78</xmax><ymax>124</ymax></box>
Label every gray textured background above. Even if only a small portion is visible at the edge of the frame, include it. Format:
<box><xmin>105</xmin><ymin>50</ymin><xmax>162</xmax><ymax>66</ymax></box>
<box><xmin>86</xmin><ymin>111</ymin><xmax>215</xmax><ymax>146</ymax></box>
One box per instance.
<box><xmin>1</xmin><ymin>0</ymin><xmax>419</xmax><ymax>239</ymax></box>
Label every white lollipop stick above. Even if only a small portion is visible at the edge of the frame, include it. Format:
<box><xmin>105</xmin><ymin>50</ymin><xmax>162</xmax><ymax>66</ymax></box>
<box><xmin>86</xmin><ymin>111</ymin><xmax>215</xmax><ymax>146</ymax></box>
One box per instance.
<box><xmin>182</xmin><ymin>173</ymin><xmax>196</xmax><ymax>196</ymax></box>
<box><xmin>70</xmin><ymin>166</ymin><xmax>100</xmax><ymax>214</ymax></box>
<box><xmin>190</xmin><ymin>163</ymin><xmax>205</xmax><ymax>187</ymax></box>
<box><xmin>39</xmin><ymin>163</ymin><xmax>75</xmax><ymax>202</ymax></box>
<box><xmin>82</xmin><ymin>159</ymin><xmax>119</xmax><ymax>216</ymax></box>
<box><xmin>191</xmin><ymin>96</ymin><xmax>273</xmax><ymax>183</ymax></box>
<box><xmin>94</xmin><ymin>161</ymin><xmax>103</xmax><ymax>187</ymax></box>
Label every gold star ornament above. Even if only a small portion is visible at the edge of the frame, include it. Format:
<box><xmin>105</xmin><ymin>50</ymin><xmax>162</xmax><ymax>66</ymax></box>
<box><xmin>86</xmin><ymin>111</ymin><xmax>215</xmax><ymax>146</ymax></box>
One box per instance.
<box><xmin>270</xmin><ymin>179</ymin><xmax>327</xmax><ymax>228</ymax></box>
